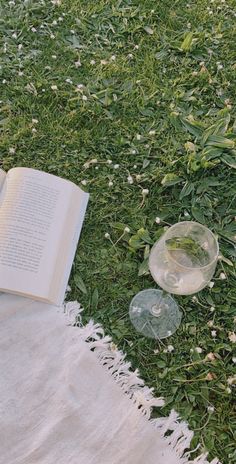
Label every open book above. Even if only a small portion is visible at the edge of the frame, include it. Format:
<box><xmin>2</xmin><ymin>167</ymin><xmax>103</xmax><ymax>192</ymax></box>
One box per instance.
<box><xmin>0</xmin><ymin>167</ymin><xmax>89</xmax><ymax>305</ymax></box>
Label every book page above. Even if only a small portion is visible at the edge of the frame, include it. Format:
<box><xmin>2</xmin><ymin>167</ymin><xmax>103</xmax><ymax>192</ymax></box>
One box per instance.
<box><xmin>0</xmin><ymin>168</ymin><xmax>75</xmax><ymax>300</ymax></box>
<box><xmin>0</xmin><ymin>169</ymin><xmax>6</xmax><ymax>190</ymax></box>
<box><xmin>51</xmin><ymin>186</ymin><xmax>89</xmax><ymax>305</ymax></box>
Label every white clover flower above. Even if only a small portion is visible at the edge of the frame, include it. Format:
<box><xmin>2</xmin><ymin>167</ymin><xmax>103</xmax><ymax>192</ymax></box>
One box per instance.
<box><xmin>113</xmin><ymin>94</ymin><xmax>118</xmax><ymax>101</ymax></box>
<box><xmin>227</xmin><ymin>376</ymin><xmax>236</xmax><ymax>385</ymax></box>
<box><xmin>108</xmin><ymin>180</ymin><xmax>113</xmax><ymax>187</ymax></box>
<box><xmin>12</xmin><ymin>32</ymin><xmax>17</xmax><ymax>39</ymax></box>
<box><xmin>95</xmin><ymin>166</ymin><xmax>99</xmax><ymax>170</ymax></box>
<box><xmin>81</xmin><ymin>180</ymin><xmax>87</xmax><ymax>186</ymax></box>
<box><xmin>51</xmin><ymin>84</ymin><xmax>58</xmax><ymax>90</ymax></box>
<box><xmin>184</xmin><ymin>211</ymin><xmax>190</xmax><ymax>217</ymax></box>
<box><xmin>50</xmin><ymin>34</ymin><xmax>55</xmax><ymax>39</ymax></box>
<box><xmin>217</xmin><ymin>63</ymin><xmax>223</xmax><ymax>70</ymax></box>
<box><xmin>154</xmin><ymin>348</ymin><xmax>159</xmax><ymax>354</ymax></box>
<box><xmin>192</xmin><ymin>296</ymin><xmax>197</xmax><ymax>302</ymax></box>
<box><xmin>134</xmin><ymin>44</ymin><xmax>139</xmax><ymax>49</ymax></box>
<box><xmin>131</xmin><ymin>149</ymin><xmax>136</xmax><ymax>154</ymax></box>
<box><xmin>32</xmin><ymin>118</ymin><xmax>38</xmax><ymax>124</ymax></box>
<box><xmin>128</xmin><ymin>53</ymin><xmax>133</xmax><ymax>59</ymax></box>
<box><xmin>208</xmin><ymin>281</ymin><xmax>214</xmax><ymax>288</ymax></box>
<box><xmin>105</xmin><ymin>232</ymin><xmax>110</xmax><ymax>239</ymax></box>
<box><xmin>51</xmin><ymin>0</ymin><xmax>61</xmax><ymax>4</ymax></box>
<box><xmin>206</xmin><ymin>352</ymin><xmax>216</xmax><ymax>361</ymax></box>
<box><xmin>149</xmin><ymin>130</ymin><xmax>156</xmax><ymax>136</ymax></box>
<box><xmin>226</xmin><ymin>387</ymin><xmax>232</xmax><ymax>394</ymax></box>
<box><xmin>52</xmin><ymin>55</ymin><xmax>57</xmax><ymax>60</ymax></box>
<box><xmin>65</xmin><ymin>78</ymin><xmax>73</xmax><ymax>84</ymax></box>
<box><xmin>2</xmin><ymin>79</ymin><xmax>7</xmax><ymax>84</ymax></box>
<box><xmin>110</xmin><ymin>55</ymin><xmax>116</xmax><ymax>61</ymax></box>
<box><xmin>9</xmin><ymin>147</ymin><xmax>16</xmax><ymax>154</ymax></box>
<box><xmin>228</xmin><ymin>332</ymin><xmax>236</xmax><ymax>343</ymax></box>
<box><xmin>127</xmin><ymin>175</ymin><xmax>133</xmax><ymax>184</ymax></box>
<box><xmin>107</xmin><ymin>159</ymin><xmax>112</xmax><ymax>165</ymax></box>
<box><xmin>167</xmin><ymin>345</ymin><xmax>174</xmax><ymax>352</ymax></box>
<box><xmin>133</xmin><ymin>164</ymin><xmax>137</xmax><ymax>168</ymax></box>
<box><xmin>100</xmin><ymin>59</ymin><xmax>108</xmax><ymax>65</ymax></box>
<box><xmin>66</xmin><ymin>285</ymin><xmax>71</xmax><ymax>292</ymax></box>
<box><xmin>195</xmin><ymin>347</ymin><xmax>203</xmax><ymax>354</ymax></box>
<box><xmin>52</xmin><ymin>20</ymin><xmax>58</xmax><ymax>26</ymax></box>
<box><xmin>142</xmin><ymin>188</ymin><xmax>149</xmax><ymax>195</ymax></box>
<box><xmin>232</xmin><ymin>357</ymin><xmax>236</xmax><ymax>364</ymax></box>
<box><xmin>76</xmin><ymin>84</ymin><xmax>84</xmax><ymax>90</ymax></box>
<box><xmin>82</xmin><ymin>95</ymin><xmax>88</xmax><ymax>101</ymax></box>
<box><xmin>75</xmin><ymin>60</ymin><xmax>81</xmax><ymax>68</ymax></box>
<box><xmin>207</xmin><ymin>320</ymin><xmax>214</xmax><ymax>327</ymax></box>
<box><xmin>207</xmin><ymin>406</ymin><xmax>214</xmax><ymax>413</ymax></box>
<box><xmin>136</xmin><ymin>134</ymin><xmax>141</xmax><ymax>140</ymax></box>
<box><xmin>124</xmin><ymin>227</ymin><xmax>130</xmax><ymax>233</ymax></box>
<box><xmin>58</xmin><ymin>16</ymin><xmax>63</xmax><ymax>22</ymax></box>
<box><xmin>136</xmin><ymin>174</ymin><xmax>141</xmax><ymax>181</ymax></box>
<box><xmin>90</xmin><ymin>59</ymin><xmax>96</xmax><ymax>65</ymax></box>
<box><xmin>32</xmin><ymin>127</ymin><xmax>37</xmax><ymax>133</ymax></box>
<box><xmin>31</xmin><ymin>27</ymin><xmax>37</xmax><ymax>33</ymax></box>
<box><xmin>211</xmin><ymin>330</ymin><xmax>217</xmax><ymax>337</ymax></box>
<box><xmin>192</xmin><ymin>71</ymin><xmax>198</xmax><ymax>76</ymax></box>
<box><xmin>220</xmin><ymin>272</ymin><xmax>227</xmax><ymax>280</ymax></box>
<box><xmin>114</xmin><ymin>164</ymin><xmax>119</xmax><ymax>169</ymax></box>
<box><xmin>155</xmin><ymin>217</ymin><xmax>161</xmax><ymax>224</ymax></box>
<box><xmin>210</xmin><ymin>306</ymin><xmax>215</xmax><ymax>312</ymax></box>
<box><xmin>70</xmin><ymin>29</ymin><xmax>75</xmax><ymax>34</ymax></box>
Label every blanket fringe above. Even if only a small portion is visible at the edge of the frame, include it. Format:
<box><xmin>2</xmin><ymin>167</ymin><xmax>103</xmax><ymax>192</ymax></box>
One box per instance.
<box><xmin>64</xmin><ymin>302</ymin><xmax>220</xmax><ymax>464</ymax></box>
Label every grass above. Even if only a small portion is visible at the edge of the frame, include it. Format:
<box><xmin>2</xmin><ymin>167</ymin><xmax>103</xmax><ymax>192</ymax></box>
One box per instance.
<box><xmin>1</xmin><ymin>0</ymin><xmax>236</xmax><ymax>462</ymax></box>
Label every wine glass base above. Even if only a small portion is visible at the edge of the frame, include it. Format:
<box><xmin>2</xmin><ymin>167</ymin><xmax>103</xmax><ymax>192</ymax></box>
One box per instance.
<box><xmin>129</xmin><ymin>289</ymin><xmax>182</xmax><ymax>340</ymax></box>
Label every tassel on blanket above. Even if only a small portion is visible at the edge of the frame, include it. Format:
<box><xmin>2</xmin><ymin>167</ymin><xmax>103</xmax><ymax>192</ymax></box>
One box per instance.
<box><xmin>63</xmin><ymin>301</ymin><xmax>220</xmax><ymax>464</ymax></box>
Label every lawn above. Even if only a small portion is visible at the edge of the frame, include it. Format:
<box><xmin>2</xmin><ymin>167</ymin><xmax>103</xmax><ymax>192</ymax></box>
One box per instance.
<box><xmin>1</xmin><ymin>0</ymin><xmax>236</xmax><ymax>462</ymax></box>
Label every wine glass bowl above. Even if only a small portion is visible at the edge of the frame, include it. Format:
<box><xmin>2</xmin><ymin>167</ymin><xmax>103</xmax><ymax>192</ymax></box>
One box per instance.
<box><xmin>149</xmin><ymin>221</ymin><xmax>219</xmax><ymax>295</ymax></box>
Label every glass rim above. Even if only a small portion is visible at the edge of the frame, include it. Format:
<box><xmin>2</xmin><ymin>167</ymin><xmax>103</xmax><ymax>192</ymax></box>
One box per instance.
<box><xmin>163</xmin><ymin>221</ymin><xmax>219</xmax><ymax>271</ymax></box>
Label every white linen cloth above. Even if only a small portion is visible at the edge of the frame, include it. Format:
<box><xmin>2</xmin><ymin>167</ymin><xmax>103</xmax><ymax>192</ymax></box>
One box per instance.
<box><xmin>0</xmin><ymin>294</ymin><xmax>219</xmax><ymax>464</ymax></box>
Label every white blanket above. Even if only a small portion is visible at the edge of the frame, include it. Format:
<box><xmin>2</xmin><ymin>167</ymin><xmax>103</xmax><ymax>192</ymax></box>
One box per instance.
<box><xmin>0</xmin><ymin>294</ymin><xmax>219</xmax><ymax>464</ymax></box>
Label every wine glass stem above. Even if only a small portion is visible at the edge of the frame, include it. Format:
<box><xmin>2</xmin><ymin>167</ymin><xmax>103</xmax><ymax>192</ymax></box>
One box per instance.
<box><xmin>150</xmin><ymin>298</ymin><xmax>165</xmax><ymax>317</ymax></box>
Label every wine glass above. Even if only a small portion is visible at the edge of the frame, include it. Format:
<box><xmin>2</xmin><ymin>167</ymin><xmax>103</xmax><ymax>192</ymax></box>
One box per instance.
<box><xmin>129</xmin><ymin>221</ymin><xmax>219</xmax><ymax>340</ymax></box>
